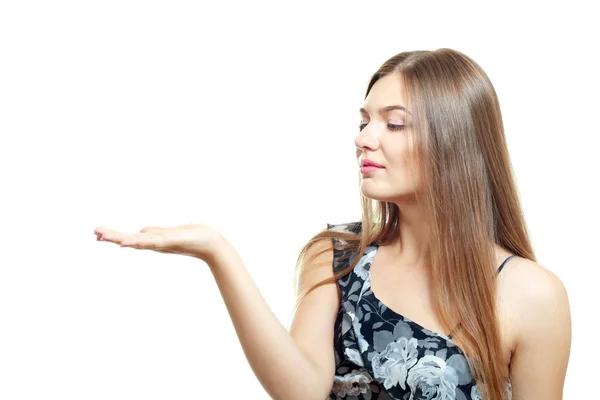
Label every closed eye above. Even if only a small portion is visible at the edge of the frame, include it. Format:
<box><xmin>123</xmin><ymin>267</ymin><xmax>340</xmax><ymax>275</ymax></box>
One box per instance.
<box><xmin>358</xmin><ymin>123</ymin><xmax>405</xmax><ymax>132</ymax></box>
<box><xmin>388</xmin><ymin>124</ymin><xmax>405</xmax><ymax>131</ymax></box>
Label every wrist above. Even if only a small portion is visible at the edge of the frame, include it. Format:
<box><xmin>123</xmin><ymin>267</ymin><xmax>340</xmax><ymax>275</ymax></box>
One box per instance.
<box><xmin>204</xmin><ymin>233</ymin><xmax>235</xmax><ymax>269</ymax></box>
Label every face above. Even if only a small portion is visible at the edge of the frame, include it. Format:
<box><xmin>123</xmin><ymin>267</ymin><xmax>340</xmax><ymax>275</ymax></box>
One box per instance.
<box><xmin>355</xmin><ymin>73</ymin><xmax>418</xmax><ymax>202</ymax></box>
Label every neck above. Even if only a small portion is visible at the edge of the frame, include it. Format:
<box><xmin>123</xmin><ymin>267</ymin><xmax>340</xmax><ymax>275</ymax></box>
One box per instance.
<box><xmin>382</xmin><ymin>201</ymin><xmax>430</xmax><ymax>269</ymax></box>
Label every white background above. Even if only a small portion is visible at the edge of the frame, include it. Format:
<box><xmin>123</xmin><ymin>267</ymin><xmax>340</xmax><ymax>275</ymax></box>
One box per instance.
<box><xmin>1</xmin><ymin>1</ymin><xmax>597</xmax><ymax>398</ymax></box>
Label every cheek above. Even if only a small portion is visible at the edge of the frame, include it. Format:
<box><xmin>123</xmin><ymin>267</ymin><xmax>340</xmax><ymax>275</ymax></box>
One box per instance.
<box><xmin>385</xmin><ymin>146</ymin><xmax>420</xmax><ymax>186</ymax></box>
<box><xmin>385</xmin><ymin>140</ymin><xmax>411</xmax><ymax>168</ymax></box>
<box><xmin>380</xmin><ymin>134</ymin><xmax>419</xmax><ymax>176</ymax></box>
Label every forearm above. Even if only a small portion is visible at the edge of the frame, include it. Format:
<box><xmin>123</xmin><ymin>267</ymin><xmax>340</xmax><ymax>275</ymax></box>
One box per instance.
<box><xmin>206</xmin><ymin>236</ymin><xmax>330</xmax><ymax>400</ymax></box>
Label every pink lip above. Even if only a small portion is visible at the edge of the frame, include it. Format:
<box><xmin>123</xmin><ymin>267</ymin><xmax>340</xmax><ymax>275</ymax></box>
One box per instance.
<box><xmin>360</xmin><ymin>166</ymin><xmax>383</xmax><ymax>174</ymax></box>
<box><xmin>361</xmin><ymin>159</ymin><xmax>384</xmax><ymax>168</ymax></box>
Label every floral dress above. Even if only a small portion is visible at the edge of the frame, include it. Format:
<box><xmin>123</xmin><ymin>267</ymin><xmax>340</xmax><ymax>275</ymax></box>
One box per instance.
<box><xmin>326</xmin><ymin>222</ymin><xmax>514</xmax><ymax>400</ymax></box>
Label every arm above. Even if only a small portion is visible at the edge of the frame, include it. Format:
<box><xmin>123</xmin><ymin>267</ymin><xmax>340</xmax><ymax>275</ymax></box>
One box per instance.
<box><xmin>508</xmin><ymin>262</ymin><xmax>572</xmax><ymax>399</ymax></box>
<box><xmin>207</xmin><ymin>234</ymin><xmax>338</xmax><ymax>400</ymax></box>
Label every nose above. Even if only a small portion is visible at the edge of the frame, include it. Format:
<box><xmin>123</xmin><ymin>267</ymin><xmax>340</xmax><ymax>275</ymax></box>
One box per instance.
<box><xmin>355</xmin><ymin>125</ymin><xmax>379</xmax><ymax>152</ymax></box>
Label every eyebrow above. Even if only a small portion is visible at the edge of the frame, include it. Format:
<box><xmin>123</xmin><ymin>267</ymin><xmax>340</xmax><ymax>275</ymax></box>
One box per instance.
<box><xmin>360</xmin><ymin>105</ymin><xmax>411</xmax><ymax>115</ymax></box>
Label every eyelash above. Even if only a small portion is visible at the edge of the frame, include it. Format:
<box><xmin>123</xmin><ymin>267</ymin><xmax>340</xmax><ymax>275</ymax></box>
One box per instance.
<box><xmin>358</xmin><ymin>123</ymin><xmax>405</xmax><ymax>132</ymax></box>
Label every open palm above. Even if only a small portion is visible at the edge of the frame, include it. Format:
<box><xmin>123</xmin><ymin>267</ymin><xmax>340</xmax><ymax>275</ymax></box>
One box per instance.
<box><xmin>94</xmin><ymin>223</ymin><xmax>223</xmax><ymax>262</ymax></box>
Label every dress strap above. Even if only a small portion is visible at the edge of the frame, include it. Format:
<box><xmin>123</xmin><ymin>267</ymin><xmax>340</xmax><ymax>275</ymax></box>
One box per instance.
<box><xmin>447</xmin><ymin>254</ymin><xmax>517</xmax><ymax>340</ymax></box>
<box><xmin>497</xmin><ymin>254</ymin><xmax>517</xmax><ymax>275</ymax></box>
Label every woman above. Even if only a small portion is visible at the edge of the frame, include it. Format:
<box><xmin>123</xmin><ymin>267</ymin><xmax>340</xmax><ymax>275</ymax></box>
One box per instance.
<box><xmin>94</xmin><ymin>48</ymin><xmax>571</xmax><ymax>399</ymax></box>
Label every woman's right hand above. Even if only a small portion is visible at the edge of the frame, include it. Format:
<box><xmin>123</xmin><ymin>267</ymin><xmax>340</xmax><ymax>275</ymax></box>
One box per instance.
<box><xmin>94</xmin><ymin>222</ymin><xmax>339</xmax><ymax>400</ymax></box>
<box><xmin>94</xmin><ymin>223</ymin><xmax>226</xmax><ymax>264</ymax></box>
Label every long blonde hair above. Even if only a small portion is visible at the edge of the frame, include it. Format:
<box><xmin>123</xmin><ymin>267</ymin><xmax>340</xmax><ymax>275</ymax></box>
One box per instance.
<box><xmin>293</xmin><ymin>48</ymin><xmax>536</xmax><ymax>400</ymax></box>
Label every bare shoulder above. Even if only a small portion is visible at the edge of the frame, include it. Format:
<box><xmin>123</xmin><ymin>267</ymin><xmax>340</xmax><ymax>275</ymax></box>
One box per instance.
<box><xmin>497</xmin><ymin>255</ymin><xmax>572</xmax><ymax>396</ymax></box>
<box><xmin>498</xmin><ymin>256</ymin><xmax>570</xmax><ymax>319</ymax></box>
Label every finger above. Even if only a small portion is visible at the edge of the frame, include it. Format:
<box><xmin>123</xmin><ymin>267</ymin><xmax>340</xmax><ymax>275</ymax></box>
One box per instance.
<box><xmin>99</xmin><ymin>230</ymin><xmax>143</xmax><ymax>245</ymax></box>
<box><xmin>121</xmin><ymin>233</ymin><xmax>166</xmax><ymax>250</ymax></box>
<box><xmin>96</xmin><ymin>231</ymin><xmax>127</xmax><ymax>244</ymax></box>
<box><xmin>94</xmin><ymin>227</ymin><xmax>129</xmax><ymax>243</ymax></box>
<box><xmin>94</xmin><ymin>227</ymin><xmax>121</xmax><ymax>236</ymax></box>
<box><xmin>120</xmin><ymin>232</ymin><xmax>150</xmax><ymax>246</ymax></box>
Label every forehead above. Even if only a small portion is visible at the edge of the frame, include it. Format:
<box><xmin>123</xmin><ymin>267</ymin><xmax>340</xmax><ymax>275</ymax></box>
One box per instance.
<box><xmin>362</xmin><ymin>73</ymin><xmax>408</xmax><ymax>113</ymax></box>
